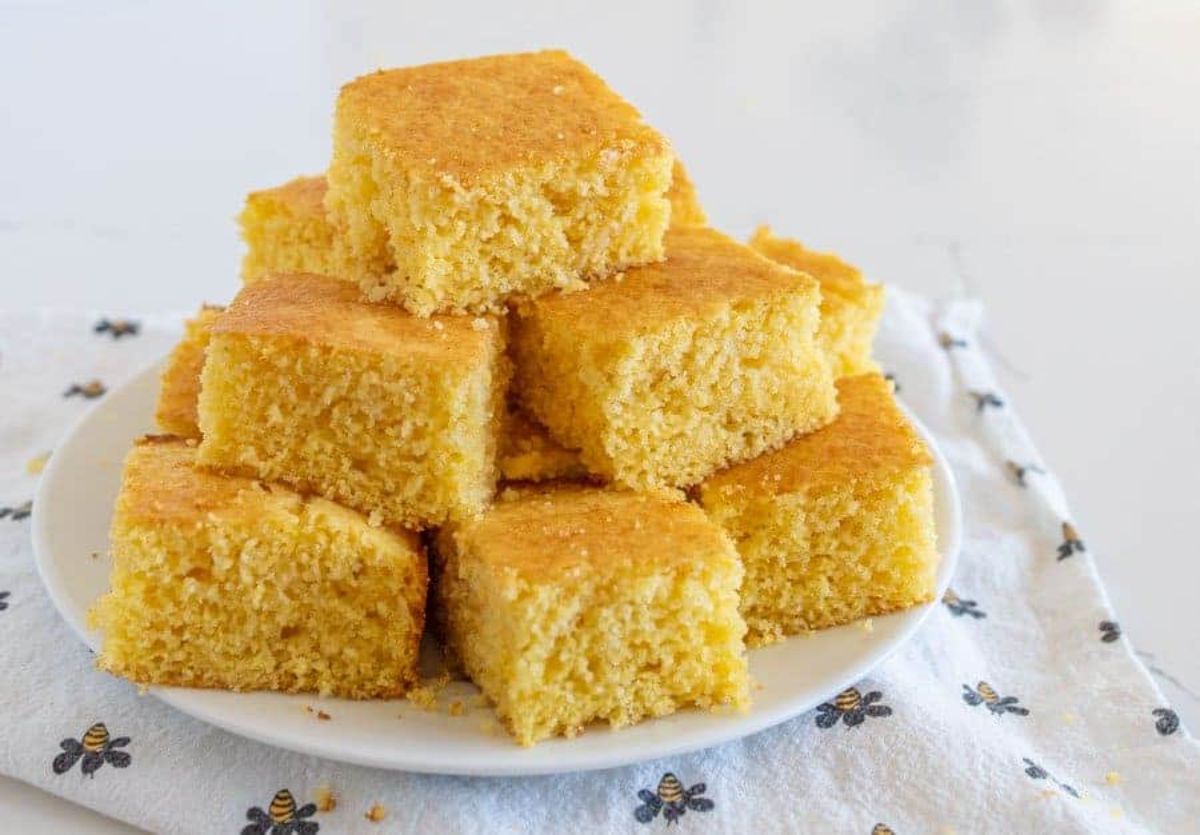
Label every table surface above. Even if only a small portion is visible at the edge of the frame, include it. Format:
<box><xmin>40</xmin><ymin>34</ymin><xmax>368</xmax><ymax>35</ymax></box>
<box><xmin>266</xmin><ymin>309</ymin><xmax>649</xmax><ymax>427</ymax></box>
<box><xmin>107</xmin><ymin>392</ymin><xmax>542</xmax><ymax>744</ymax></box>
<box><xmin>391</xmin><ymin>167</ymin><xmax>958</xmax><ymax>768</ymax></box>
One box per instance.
<box><xmin>2</xmin><ymin>1</ymin><xmax>1197</xmax><ymax>829</ymax></box>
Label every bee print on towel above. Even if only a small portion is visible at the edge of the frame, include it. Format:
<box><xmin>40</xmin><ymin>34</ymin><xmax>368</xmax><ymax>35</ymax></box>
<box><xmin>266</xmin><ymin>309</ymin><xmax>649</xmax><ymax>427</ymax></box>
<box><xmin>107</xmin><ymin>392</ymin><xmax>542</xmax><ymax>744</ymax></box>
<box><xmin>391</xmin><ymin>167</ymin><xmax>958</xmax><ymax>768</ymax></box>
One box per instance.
<box><xmin>1099</xmin><ymin>621</ymin><xmax>1121</xmax><ymax>643</ymax></box>
<box><xmin>815</xmin><ymin>687</ymin><xmax>893</xmax><ymax>729</ymax></box>
<box><xmin>943</xmin><ymin>589</ymin><xmax>986</xmax><ymax>619</ymax></box>
<box><xmin>0</xmin><ymin>501</ymin><xmax>32</xmax><ymax>521</ymax></box>
<box><xmin>64</xmin><ymin>380</ymin><xmax>106</xmax><ymax>399</ymax></box>
<box><xmin>93</xmin><ymin>318</ymin><xmax>140</xmax><ymax>339</ymax></box>
<box><xmin>243</xmin><ymin>789</ymin><xmax>319</xmax><ymax>835</ymax></box>
<box><xmin>1023</xmin><ymin>758</ymin><xmax>1079</xmax><ymax>797</ymax></box>
<box><xmin>1006</xmin><ymin>460</ymin><xmax>1045</xmax><ymax>487</ymax></box>
<box><xmin>962</xmin><ymin>682</ymin><xmax>1029</xmax><ymax>716</ymax></box>
<box><xmin>0</xmin><ymin>591</ymin><xmax>9</xmax><ymax>611</ymax></box>
<box><xmin>52</xmin><ymin>723</ymin><xmax>131</xmax><ymax>777</ymax></box>
<box><xmin>883</xmin><ymin>372</ymin><xmax>900</xmax><ymax>393</ymax></box>
<box><xmin>871</xmin><ymin>824</ymin><xmax>896</xmax><ymax>835</ymax></box>
<box><xmin>938</xmin><ymin>331</ymin><xmax>968</xmax><ymax>350</ymax></box>
<box><xmin>968</xmin><ymin>390</ymin><xmax>1004</xmax><ymax>413</ymax></box>
<box><xmin>634</xmin><ymin>772</ymin><xmax>714</xmax><ymax>825</ymax></box>
<box><xmin>1153</xmin><ymin>708</ymin><xmax>1180</xmax><ymax>736</ymax></box>
<box><xmin>1057</xmin><ymin>522</ymin><xmax>1086</xmax><ymax>560</ymax></box>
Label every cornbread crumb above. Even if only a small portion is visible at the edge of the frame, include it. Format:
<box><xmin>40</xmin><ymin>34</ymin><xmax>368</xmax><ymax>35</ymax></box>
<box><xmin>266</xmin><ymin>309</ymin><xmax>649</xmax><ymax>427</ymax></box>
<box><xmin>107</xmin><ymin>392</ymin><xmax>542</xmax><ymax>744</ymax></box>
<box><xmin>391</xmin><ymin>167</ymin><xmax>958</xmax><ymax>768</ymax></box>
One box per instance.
<box><xmin>1106</xmin><ymin>771</ymin><xmax>1121</xmax><ymax>786</ymax></box>
<box><xmin>25</xmin><ymin>451</ymin><xmax>50</xmax><ymax>475</ymax></box>
<box><xmin>365</xmin><ymin>804</ymin><xmax>387</xmax><ymax>823</ymax></box>
<box><xmin>511</xmin><ymin>226</ymin><xmax>837</xmax><ymax>489</ymax></box>
<box><xmin>435</xmin><ymin>486</ymin><xmax>749</xmax><ymax>745</ymax></box>
<box><xmin>314</xmin><ymin>784</ymin><xmax>337</xmax><ymax>812</ymax></box>
<box><xmin>196</xmin><ymin>274</ymin><xmax>507</xmax><ymax>528</ymax></box>
<box><xmin>155</xmin><ymin>305</ymin><xmax>225</xmax><ymax>438</ymax></box>
<box><xmin>699</xmin><ymin>374</ymin><xmax>938</xmax><ymax>644</ymax></box>
<box><xmin>448</xmin><ymin>700</ymin><xmax>465</xmax><ymax>717</ymax></box>
<box><xmin>859</xmin><ymin>618</ymin><xmax>875</xmax><ymax>634</ymax></box>
<box><xmin>749</xmin><ymin>226</ymin><xmax>884</xmax><ymax>378</ymax></box>
<box><xmin>89</xmin><ymin>438</ymin><xmax>427</xmax><ymax>697</ymax></box>
<box><xmin>317</xmin><ymin>709</ymin><xmax>331</xmax><ymax>720</ymax></box>
<box><xmin>326</xmin><ymin>50</ymin><xmax>673</xmax><ymax>315</ymax></box>
<box><xmin>406</xmin><ymin>671</ymin><xmax>451</xmax><ymax>710</ymax></box>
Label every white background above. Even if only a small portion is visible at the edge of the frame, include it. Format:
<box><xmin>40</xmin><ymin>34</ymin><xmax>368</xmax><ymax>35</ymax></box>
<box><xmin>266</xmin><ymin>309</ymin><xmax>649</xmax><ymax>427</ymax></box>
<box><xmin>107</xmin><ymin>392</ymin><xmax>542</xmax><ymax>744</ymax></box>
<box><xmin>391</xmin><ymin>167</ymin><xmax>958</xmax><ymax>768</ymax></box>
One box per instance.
<box><xmin>1</xmin><ymin>1</ymin><xmax>1197</xmax><ymax>829</ymax></box>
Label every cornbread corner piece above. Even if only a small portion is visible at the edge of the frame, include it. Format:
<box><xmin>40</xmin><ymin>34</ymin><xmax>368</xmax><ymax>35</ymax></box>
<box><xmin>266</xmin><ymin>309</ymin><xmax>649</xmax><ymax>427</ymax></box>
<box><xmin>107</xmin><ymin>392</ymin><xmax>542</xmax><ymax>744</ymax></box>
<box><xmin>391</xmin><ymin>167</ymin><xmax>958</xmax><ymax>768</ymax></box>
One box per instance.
<box><xmin>196</xmin><ymin>273</ymin><xmax>507</xmax><ymax>528</ymax></box>
<box><xmin>326</xmin><ymin>49</ymin><xmax>674</xmax><ymax>315</ymax></box>
<box><xmin>89</xmin><ymin>437</ymin><xmax>427</xmax><ymax>698</ymax></box>
<box><xmin>238</xmin><ymin>175</ymin><xmax>352</xmax><ymax>283</ymax></box>
<box><xmin>497</xmin><ymin>406</ymin><xmax>589</xmax><ymax>483</ymax></box>
<box><xmin>749</xmin><ymin>226</ymin><xmax>885</xmax><ymax>378</ymax></box>
<box><xmin>511</xmin><ymin>225</ymin><xmax>839</xmax><ymax>489</ymax></box>
<box><xmin>698</xmin><ymin>373</ymin><xmax>938</xmax><ymax>646</ymax></box>
<box><xmin>155</xmin><ymin>305</ymin><xmax>224</xmax><ymax>437</ymax></box>
<box><xmin>434</xmin><ymin>486</ymin><xmax>749</xmax><ymax>745</ymax></box>
<box><xmin>667</xmin><ymin>159</ymin><xmax>707</xmax><ymax>227</ymax></box>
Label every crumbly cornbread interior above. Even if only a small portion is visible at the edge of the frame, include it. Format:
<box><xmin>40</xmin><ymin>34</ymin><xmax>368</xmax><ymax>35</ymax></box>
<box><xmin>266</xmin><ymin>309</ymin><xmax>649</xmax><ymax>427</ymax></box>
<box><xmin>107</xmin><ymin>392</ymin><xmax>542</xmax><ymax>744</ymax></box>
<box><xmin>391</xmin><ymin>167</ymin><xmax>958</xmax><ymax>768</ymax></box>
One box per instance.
<box><xmin>497</xmin><ymin>406</ymin><xmax>588</xmax><ymax>483</ymax></box>
<box><xmin>434</xmin><ymin>486</ymin><xmax>749</xmax><ymax>745</ymax></box>
<box><xmin>89</xmin><ymin>437</ymin><xmax>427</xmax><ymax>698</ymax></box>
<box><xmin>155</xmin><ymin>304</ymin><xmax>224</xmax><ymax>437</ymax></box>
<box><xmin>666</xmin><ymin>159</ymin><xmax>707</xmax><ymax>227</ymax></box>
<box><xmin>748</xmin><ymin>226</ymin><xmax>884</xmax><ymax>378</ymax></box>
<box><xmin>698</xmin><ymin>374</ymin><xmax>937</xmax><ymax>645</ymax></box>
<box><xmin>511</xmin><ymin>225</ymin><xmax>838</xmax><ymax>489</ymax></box>
<box><xmin>196</xmin><ymin>273</ymin><xmax>506</xmax><ymax>528</ymax></box>
<box><xmin>326</xmin><ymin>50</ymin><xmax>673</xmax><ymax>315</ymax></box>
<box><xmin>238</xmin><ymin>176</ymin><xmax>360</xmax><ymax>283</ymax></box>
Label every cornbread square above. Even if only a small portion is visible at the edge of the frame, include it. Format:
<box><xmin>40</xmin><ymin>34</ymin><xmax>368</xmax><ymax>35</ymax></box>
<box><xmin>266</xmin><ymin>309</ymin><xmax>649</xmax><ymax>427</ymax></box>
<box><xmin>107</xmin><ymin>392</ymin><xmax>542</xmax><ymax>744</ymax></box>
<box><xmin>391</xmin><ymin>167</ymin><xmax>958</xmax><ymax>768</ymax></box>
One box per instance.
<box><xmin>89</xmin><ymin>437</ymin><xmax>427</xmax><ymax>698</ymax></box>
<box><xmin>749</xmin><ymin>226</ymin><xmax>884</xmax><ymax>378</ymax></box>
<box><xmin>155</xmin><ymin>304</ymin><xmax>224</xmax><ymax>437</ymax></box>
<box><xmin>498</xmin><ymin>407</ymin><xmax>588</xmax><ymax>483</ymax></box>
<box><xmin>667</xmin><ymin>159</ymin><xmax>707</xmax><ymax>227</ymax></box>
<box><xmin>196</xmin><ymin>273</ymin><xmax>506</xmax><ymax>528</ymax></box>
<box><xmin>511</xmin><ymin>226</ymin><xmax>838</xmax><ymax>489</ymax></box>
<box><xmin>698</xmin><ymin>374</ymin><xmax>938</xmax><ymax>646</ymax></box>
<box><xmin>239</xmin><ymin>176</ymin><xmax>360</xmax><ymax>283</ymax></box>
<box><xmin>326</xmin><ymin>50</ymin><xmax>673</xmax><ymax>315</ymax></box>
<box><xmin>434</xmin><ymin>486</ymin><xmax>749</xmax><ymax>745</ymax></box>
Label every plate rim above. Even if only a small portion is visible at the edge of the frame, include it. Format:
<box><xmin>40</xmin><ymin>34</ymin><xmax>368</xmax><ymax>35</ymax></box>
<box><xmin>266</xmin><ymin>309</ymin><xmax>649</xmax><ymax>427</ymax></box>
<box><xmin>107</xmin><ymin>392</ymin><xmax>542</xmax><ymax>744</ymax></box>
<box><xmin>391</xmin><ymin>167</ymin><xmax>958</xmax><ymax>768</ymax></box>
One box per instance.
<box><xmin>32</xmin><ymin>361</ymin><xmax>961</xmax><ymax>776</ymax></box>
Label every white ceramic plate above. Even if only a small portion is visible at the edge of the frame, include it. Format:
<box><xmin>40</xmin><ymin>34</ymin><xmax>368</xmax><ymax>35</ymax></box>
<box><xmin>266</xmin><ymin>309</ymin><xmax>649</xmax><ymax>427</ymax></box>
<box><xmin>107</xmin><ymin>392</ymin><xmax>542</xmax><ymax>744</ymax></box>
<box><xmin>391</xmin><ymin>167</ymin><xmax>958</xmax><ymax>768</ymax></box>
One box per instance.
<box><xmin>33</xmin><ymin>361</ymin><xmax>961</xmax><ymax>776</ymax></box>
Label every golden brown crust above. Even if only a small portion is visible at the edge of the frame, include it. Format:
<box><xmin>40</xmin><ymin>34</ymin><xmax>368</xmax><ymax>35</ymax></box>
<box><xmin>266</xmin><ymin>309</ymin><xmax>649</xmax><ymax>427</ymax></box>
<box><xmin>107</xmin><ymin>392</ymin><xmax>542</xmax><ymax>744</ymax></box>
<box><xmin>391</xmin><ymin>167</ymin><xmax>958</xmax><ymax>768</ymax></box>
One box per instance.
<box><xmin>244</xmin><ymin>175</ymin><xmax>328</xmax><ymax>220</ymax></box>
<box><xmin>516</xmin><ymin>226</ymin><xmax>817</xmax><ymax>336</ymax></box>
<box><xmin>748</xmin><ymin>226</ymin><xmax>879</xmax><ymax>305</ymax></box>
<box><xmin>440</xmin><ymin>486</ymin><xmax>728</xmax><ymax>577</ymax></box>
<box><xmin>700</xmin><ymin>374</ymin><xmax>931</xmax><ymax>497</ymax></box>
<box><xmin>336</xmin><ymin>50</ymin><xmax>668</xmax><ymax>186</ymax></box>
<box><xmin>212</xmin><ymin>272</ymin><xmax>500</xmax><ymax>361</ymax></box>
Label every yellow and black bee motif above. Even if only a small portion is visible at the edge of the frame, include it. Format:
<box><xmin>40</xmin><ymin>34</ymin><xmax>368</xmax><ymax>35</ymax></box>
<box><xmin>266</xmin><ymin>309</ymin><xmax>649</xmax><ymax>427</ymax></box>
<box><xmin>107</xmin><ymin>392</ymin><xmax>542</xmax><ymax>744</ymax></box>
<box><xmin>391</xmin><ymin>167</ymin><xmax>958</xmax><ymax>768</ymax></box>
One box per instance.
<box><xmin>1153</xmin><ymin>708</ymin><xmax>1180</xmax><ymax>736</ymax></box>
<box><xmin>1006</xmin><ymin>460</ymin><xmax>1045</xmax><ymax>487</ymax></box>
<box><xmin>0</xmin><ymin>500</ymin><xmax>32</xmax><ymax>521</ymax></box>
<box><xmin>94</xmin><ymin>318</ymin><xmax>140</xmax><ymax>339</ymax></box>
<box><xmin>962</xmin><ymin>681</ymin><xmax>1029</xmax><ymax>716</ymax></box>
<box><xmin>634</xmin><ymin>772</ymin><xmax>714</xmax><ymax>825</ymax></box>
<box><xmin>1023</xmin><ymin>757</ymin><xmax>1079</xmax><ymax>797</ymax></box>
<box><xmin>883</xmin><ymin>372</ymin><xmax>900</xmax><ymax>393</ymax></box>
<box><xmin>871</xmin><ymin>825</ymin><xmax>896</xmax><ymax>835</ymax></box>
<box><xmin>52</xmin><ymin>723</ymin><xmax>131</xmax><ymax>777</ymax></box>
<box><xmin>1057</xmin><ymin>522</ymin><xmax>1085</xmax><ymax>560</ymax></box>
<box><xmin>243</xmin><ymin>788</ymin><xmax>319</xmax><ymax>835</ymax></box>
<box><xmin>938</xmin><ymin>331</ymin><xmax>968</xmax><ymax>350</ymax></box>
<box><xmin>968</xmin><ymin>390</ymin><xmax>1004</xmax><ymax>413</ymax></box>
<box><xmin>1099</xmin><ymin>620</ymin><xmax>1121</xmax><ymax>643</ymax></box>
<box><xmin>815</xmin><ymin>687</ymin><xmax>893</xmax><ymax>729</ymax></box>
<box><xmin>0</xmin><ymin>591</ymin><xmax>9</xmax><ymax>611</ymax></box>
<box><xmin>64</xmin><ymin>380</ymin><xmax>106</xmax><ymax>399</ymax></box>
<box><xmin>943</xmin><ymin>589</ymin><xmax>986</xmax><ymax>619</ymax></box>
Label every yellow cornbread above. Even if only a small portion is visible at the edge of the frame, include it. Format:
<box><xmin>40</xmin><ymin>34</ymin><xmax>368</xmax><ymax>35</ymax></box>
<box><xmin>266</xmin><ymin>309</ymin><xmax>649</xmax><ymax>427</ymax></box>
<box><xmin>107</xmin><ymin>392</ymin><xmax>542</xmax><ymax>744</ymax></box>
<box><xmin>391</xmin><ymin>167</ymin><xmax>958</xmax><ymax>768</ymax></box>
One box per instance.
<box><xmin>749</xmin><ymin>226</ymin><xmax>884</xmax><ymax>378</ymax></box>
<box><xmin>326</xmin><ymin>50</ymin><xmax>673</xmax><ymax>315</ymax></box>
<box><xmin>196</xmin><ymin>273</ymin><xmax>507</xmax><ymax>528</ymax></box>
<box><xmin>238</xmin><ymin>176</ymin><xmax>359</xmax><ymax>282</ymax></box>
<box><xmin>434</xmin><ymin>486</ymin><xmax>749</xmax><ymax>745</ymax></box>
<box><xmin>155</xmin><ymin>304</ymin><xmax>223</xmax><ymax>437</ymax></box>
<box><xmin>667</xmin><ymin>159</ymin><xmax>707</xmax><ymax>227</ymax></box>
<box><xmin>89</xmin><ymin>437</ymin><xmax>427</xmax><ymax>698</ymax></box>
<box><xmin>498</xmin><ymin>407</ymin><xmax>588</xmax><ymax>483</ymax></box>
<box><xmin>511</xmin><ymin>225</ymin><xmax>838</xmax><ymax>490</ymax></box>
<box><xmin>698</xmin><ymin>374</ymin><xmax>938</xmax><ymax>646</ymax></box>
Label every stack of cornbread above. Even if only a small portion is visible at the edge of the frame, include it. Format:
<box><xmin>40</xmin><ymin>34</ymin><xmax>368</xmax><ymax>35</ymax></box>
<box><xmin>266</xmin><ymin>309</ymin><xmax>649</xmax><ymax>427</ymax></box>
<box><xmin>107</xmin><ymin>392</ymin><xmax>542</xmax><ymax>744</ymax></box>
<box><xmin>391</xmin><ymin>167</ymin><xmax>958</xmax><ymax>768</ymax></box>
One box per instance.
<box><xmin>89</xmin><ymin>50</ymin><xmax>938</xmax><ymax>746</ymax></box>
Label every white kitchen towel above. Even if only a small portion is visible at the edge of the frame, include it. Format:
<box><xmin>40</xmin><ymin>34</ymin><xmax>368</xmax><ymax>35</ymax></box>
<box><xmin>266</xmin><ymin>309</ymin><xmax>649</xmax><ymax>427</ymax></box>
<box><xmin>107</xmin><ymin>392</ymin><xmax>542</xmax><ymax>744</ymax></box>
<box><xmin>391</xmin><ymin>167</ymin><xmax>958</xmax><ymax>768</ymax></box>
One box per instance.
<box><xmin>0</xmin><ymin>292</ymin><xmax>1196</xmax><ymax>835</ymax></box>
